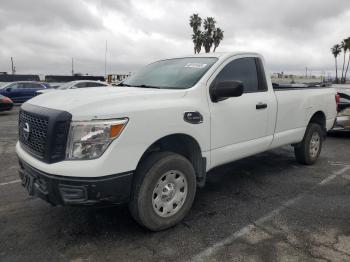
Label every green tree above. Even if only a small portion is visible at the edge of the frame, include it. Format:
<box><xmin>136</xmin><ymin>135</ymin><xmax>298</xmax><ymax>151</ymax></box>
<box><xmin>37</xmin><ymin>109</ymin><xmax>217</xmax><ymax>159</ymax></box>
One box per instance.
<box><xmin>343</xmin><ymin>37</ymin><xmax>350</xmax><ymax>83</ymax></box>
<box><xmin>189</xmin><ymin>14</ymin><xmax>224</xmax><ymax>53</ymax></box>
<box><xmin>331</xmin><ymin>44</ymin><xmax>341</xmax><ymax>83</ymax></box>
<box><xmin>213</xmin><ymin>28</ymin><xmax>224</xmax><ymax>52</ymax></box>
<box><xmin>203</xmin><ymin>17</ymin><xmax>216</xmax><ymax>53</ymax></box>
<box><xmin>192</xmin><ymin>30</ymin><xmax>203</xmax><ymax>54</ymax></box>
<box><xmin>340</xmin><ymin>40</ymin><xmax>348</xmax><ymax>83</ymax></box>
<box><xmin>189</xmin><ymin>13</ymin><xmax>202</xmax><ymax>32</ymax></box>
<box><xmin>189</xmin><ymin>14</ymin><xmax>202</xmax><ymax>54</ymax></box>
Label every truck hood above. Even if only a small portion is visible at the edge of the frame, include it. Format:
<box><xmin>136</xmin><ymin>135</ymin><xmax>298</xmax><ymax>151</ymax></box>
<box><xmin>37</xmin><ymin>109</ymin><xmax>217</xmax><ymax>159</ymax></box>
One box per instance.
<box><xmin>26</xmin><ymin>87</ymin><xmax>187</xmax><ymax>120</ymax></box>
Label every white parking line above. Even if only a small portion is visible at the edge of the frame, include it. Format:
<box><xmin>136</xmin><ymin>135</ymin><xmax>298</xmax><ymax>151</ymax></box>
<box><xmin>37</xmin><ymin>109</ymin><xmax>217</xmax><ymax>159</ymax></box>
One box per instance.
<box><xmin>190</xmin><ymin>165</ymin><xmax>350</xmax><ymax>262</ymax></box>
<box><xmin>0</xmin><ymin>179</ymin><xmax>21</xmax><ymax>186</ymax></box>
<box><xmin>328</xmin><ymin>161</ymin><xmax>350</xmax><ymax>166</ymax></box>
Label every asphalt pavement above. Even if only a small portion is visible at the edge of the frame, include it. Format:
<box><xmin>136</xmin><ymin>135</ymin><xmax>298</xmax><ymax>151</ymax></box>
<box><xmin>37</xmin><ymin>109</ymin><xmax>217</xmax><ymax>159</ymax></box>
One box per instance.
<box><xmin>1</xmin><ymin>107</ymin><xmax>350</xmax><ymax>262</ymax></box>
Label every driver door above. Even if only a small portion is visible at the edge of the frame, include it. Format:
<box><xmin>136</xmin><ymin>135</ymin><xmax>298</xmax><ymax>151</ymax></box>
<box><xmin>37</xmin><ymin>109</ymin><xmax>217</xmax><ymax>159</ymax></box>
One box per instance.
<box><xmin>208</xmin><ymin>56</ymin><xmax>275</xmax><ymax>168</ymax></box>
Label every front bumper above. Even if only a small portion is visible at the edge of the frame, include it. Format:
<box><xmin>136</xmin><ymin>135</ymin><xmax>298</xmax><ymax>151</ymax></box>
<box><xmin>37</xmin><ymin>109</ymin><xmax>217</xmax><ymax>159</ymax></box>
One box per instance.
<box><xmin>18</xmin><ymin>158</ymin><xmax>134</xmax><ymax>206</ymax></box>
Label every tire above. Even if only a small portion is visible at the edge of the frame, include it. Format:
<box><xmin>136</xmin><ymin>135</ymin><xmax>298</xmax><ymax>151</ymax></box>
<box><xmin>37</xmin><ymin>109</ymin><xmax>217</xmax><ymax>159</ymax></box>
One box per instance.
<box><xmin>294</xmin><ymin>123</ymin><xmax>324</xmax><ymax>165</ymax></box>
<box><xmin>129</xmin><ymin>152</ymin><xmax>196</xmax><ymax>231</ymax></box>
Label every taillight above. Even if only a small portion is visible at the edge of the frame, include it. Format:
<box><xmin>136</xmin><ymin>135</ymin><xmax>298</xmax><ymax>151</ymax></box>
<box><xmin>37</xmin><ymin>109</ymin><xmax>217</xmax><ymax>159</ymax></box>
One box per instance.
<box><xmin>1</xmin><ymin>97</ymin><xmax>12</xmax><ymax>103</ymax></box>
<box><xmin>335</xmin><ymin>93</ymin><xmax>340</xmax><ymax>111</ymax></box>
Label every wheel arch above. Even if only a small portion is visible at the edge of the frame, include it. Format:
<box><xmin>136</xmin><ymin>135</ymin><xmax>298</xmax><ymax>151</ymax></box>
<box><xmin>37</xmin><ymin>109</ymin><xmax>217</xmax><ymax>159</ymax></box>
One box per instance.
<box><xmin>136</xmin><ymin>133</ymin><xmax>207</xmax><ymax>187</ymax></box>
<box><xmin>308</xmin><ymin>111</ymin><xmax>326</xmax><ymax>134</ymax></box>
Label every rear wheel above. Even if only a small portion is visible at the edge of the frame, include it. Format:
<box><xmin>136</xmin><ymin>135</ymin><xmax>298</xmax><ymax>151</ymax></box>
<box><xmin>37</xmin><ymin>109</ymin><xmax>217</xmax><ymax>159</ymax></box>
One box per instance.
<box><xmin>294</xmin><ymin>123</ymin><xmax>324</xmax><ymax>165</ymax></box>
<box><xmin>129</xmin><ymin>152</ymin><xmax>196</xmax><ymax>231</ymax></box>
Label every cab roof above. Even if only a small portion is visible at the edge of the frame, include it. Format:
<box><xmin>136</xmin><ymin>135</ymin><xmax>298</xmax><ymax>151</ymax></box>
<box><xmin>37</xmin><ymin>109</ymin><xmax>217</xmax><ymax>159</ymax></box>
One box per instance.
<box><xmin>162</xmin><ymin>52</ymin><xmax>262</xmax><ymax>61</ymax></box>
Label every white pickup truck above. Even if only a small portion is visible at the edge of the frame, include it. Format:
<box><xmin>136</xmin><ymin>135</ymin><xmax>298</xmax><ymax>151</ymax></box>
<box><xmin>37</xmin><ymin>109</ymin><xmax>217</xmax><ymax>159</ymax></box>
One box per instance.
<box><xmin>16</xmin><ymin>52</ymin><xmax>337</xmax><ymax>231</ymax></box>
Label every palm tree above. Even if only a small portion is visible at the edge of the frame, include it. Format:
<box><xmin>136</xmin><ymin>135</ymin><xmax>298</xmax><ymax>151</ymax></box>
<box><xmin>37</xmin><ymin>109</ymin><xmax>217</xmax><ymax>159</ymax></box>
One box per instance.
<box><xmin>203</xmin><ymin>17</ymin><xmax>216</xmax><ymax>53</ymax></box>
<box><xmin>331</xmin><ymin>44</ymin><xmax>341</xmax><ymax>83</ymax></box>
<box><xmin>204</xmin><ymin>17</ymin><xmax>216</xmax><ymax>33</ymax></box>
<box><xmin>213</xmin><ymin>28</ymin><xmax>224</xmax><ymax>52</ymax></box>
<box><xmin>344</xmin><ymin>37</ymin><xmax>350</xmax><ymax>83</ymax></box>
<box><xmin>189</xmin><ymin>14</ymin><xmax>202</xmax><ymax>53</ymax></box>
<box><xmin>192</xmin><ymin>30</ymin><xmax>203</xmax><ymax>54</ymax></box>
<box><xmin>189</xmin><ymin>14</ymin><xmax>224</xmax><ymax>53</ymax></box>
<box><xmin>189</xmin><ymin>13</ymin><xmax>202</xmax><ymax>32</ymax></box>
<box><xmin>340</xmin><ymin>40</ymin><xmax>348</xmax><ymax>83</ymax></box>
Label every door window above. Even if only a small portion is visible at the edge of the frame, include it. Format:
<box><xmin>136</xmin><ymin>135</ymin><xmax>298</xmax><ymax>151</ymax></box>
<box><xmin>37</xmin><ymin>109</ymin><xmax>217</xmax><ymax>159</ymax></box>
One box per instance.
<box><xmin>86</xmin><ymin>82</ymin><xmax>102</xmax><ymax>87</ymax></box>
<box><xmin>23</xmin><ymin>83</ymin><xmax>42</xmax><ymax>89</ymax></box>
<box><xmin>7</xmin><ymin>83</ymin><xmax>26</xmax><ymax>89</ymax></box>
<box><xmin>75</xmin><ymin>82</ymin><xmax>88</xmax><ymax>88</ymax></box>
<box><xmin>92</xmin><ymin>82</ymin><xmax>107</xmax><ymax>87</ymax></box>
<box><xmin>7</xmin><ymin>83</ymin><xmax>20</xmax><ymax>89</ymax></box>
<box><xmin>214</xmin><ymin>58</ymin><xmax>259</xmax><ymax>93</ymax></box>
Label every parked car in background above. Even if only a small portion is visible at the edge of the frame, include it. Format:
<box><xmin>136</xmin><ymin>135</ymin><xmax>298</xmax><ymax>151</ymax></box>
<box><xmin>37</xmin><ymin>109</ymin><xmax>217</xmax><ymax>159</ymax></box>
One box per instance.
<box><xmin>0</xmin><ymin>81</ymin><xmax>52</xmax><ymax>103</ymax></box>
<box><xmin>0</xmin><ymin>82</ymin><xmax>8</xmax><ymax>88</ymax></box>
<box><xmin>332</xmin><ymin>84</ymin><xmax>350</xmax><ymax>130</ymax></box>
<box><xmin>0</xmin><ymin>94</ymin><xmax>14</xmax><ymax>111</ymax></box>
<box><xmin>36</xmin><ymin>80</ymin><xmax>110</xmax><ymax>95</ymax></box>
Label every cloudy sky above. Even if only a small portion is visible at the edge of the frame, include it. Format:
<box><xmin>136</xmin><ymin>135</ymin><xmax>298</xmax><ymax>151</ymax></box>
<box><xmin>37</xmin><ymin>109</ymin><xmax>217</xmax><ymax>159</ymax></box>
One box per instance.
<box><xmin>0</xmin><ymin>0</ymin><xmax>350</xmax><ymax>77</ymax></box>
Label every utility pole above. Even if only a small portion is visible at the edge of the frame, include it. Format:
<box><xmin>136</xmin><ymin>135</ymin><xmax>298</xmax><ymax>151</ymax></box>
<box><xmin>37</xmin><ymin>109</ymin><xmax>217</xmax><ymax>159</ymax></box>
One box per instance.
<box><xmin>305</xmin><ymin>67</ymin><xmax>308</xmax><ymax>78</ymax></box>
<box><xmin>104</xmin><ymin>40</ymin><xmax>108</xmax><ymax>78</ymax></box>
<box><xmin>11</xmin><ymin>57</ymin><xmax>16</xmax><ymax>74</ymax></box>
<box><xmin>71</xmin><ymin>57</ymin><xmax>74</xmax><ymax>76</ymax></box>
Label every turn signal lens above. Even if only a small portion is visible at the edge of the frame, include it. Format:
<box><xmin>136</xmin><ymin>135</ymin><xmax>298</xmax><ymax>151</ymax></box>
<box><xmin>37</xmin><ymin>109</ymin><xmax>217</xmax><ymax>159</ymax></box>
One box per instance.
<box><xmin>109</xmin><ymin>124</ymin><xmax>125</xmax><ymax>138</ymax></box>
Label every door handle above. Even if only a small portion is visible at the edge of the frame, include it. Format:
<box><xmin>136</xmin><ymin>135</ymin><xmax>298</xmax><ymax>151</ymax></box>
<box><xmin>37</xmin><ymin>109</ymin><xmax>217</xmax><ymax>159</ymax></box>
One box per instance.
<box><xmin>256</xmin><ymin>103</ymin><xmax>267</xmax><ymax>110</ymax></box>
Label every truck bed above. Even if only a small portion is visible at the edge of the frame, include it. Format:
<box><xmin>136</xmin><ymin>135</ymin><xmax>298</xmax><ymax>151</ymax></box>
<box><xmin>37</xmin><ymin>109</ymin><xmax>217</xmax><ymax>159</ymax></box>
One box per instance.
<box><xmin>272</xmin><ymin>83</ymin><xmax>331</xmax><ymax>91</ymax></box>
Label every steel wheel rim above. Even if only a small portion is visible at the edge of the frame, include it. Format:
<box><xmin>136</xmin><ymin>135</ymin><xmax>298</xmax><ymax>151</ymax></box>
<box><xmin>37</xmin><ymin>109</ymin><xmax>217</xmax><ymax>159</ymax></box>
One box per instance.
<box><xmin>309</xmin><ymin>132</ymin><xmax>321</xmax><ymax>158</ymax></box>
<box><xmin>152</xmin><ymin>170</ymin><xmax>188</xmax><ymax>218</ymax></box>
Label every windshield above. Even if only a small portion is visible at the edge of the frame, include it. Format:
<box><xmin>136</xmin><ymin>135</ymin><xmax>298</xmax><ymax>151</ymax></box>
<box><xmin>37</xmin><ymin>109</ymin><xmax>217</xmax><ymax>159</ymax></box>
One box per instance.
<box><xmin>121</xmin><ymin>57</ymin><xmax>218</xmax><ymax>89</ymax></box>
<box><xmin>0</xmin><ymin>82</ymin><xmax>11</xmax><ymax>89</ymax></box>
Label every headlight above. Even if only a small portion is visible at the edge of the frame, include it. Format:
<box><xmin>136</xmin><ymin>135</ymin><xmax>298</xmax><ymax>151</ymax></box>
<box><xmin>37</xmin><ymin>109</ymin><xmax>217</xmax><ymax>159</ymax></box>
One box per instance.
<box><xmin>66</xmin><ymin>118</ymin><xmax>128</xmax><ymax>160</ymax></box>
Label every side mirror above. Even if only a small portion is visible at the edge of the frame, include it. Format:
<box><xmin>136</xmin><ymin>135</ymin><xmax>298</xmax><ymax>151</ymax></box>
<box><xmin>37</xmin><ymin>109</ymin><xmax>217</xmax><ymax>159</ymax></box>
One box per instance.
<box><xmin>6</xmin><ymin>87</ymin><xmax>12</xmax><ymax>92</ymax></box>
<box><xmin>210</xmin><ymin>80</ymin><xmax>244</xmax><ymax>102</ymax></box>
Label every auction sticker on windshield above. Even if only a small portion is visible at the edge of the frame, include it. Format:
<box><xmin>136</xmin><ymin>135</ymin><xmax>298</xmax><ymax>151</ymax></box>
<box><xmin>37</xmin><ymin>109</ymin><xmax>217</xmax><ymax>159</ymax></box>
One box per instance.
<box><xmin>184</xmin><ymin>63</ymin><xmax>207</xmax><ymax>69</ymax></box>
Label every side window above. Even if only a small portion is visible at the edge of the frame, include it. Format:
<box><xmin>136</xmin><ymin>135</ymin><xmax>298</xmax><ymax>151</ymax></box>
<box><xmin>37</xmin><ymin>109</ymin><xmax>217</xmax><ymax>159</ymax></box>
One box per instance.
<box><xmin>214</xmin><ymin>57</ymin><xmax>259</xmax><ymax>93</ymax></box>
<box><xmin>95</xmin><ymin>83</ymin><xmax>107</xmax><ymax>87</ymax></box>
<box><xmin>75</xmin><ymin>82</ymin><xmax>87</xmax><ymax>88</ymax></box>
<box><xmin>34</xmin><ymin>84</ymin><xmax>44</xmax><ymax>89</ymax></box>
<box><xmin>21</xmin><ymin>83</ymin><xmax>31</xmax><ymax>88</ymax></box>
<box><xmin>8</xmin><ymin>83</ymin><xmax>19</xmax><ymax>89</ymax></box>
<box><xmin>25</xmin><ymin>83</ymin><xmax>42</xmax><ymax>89</ymax></box>
<box><xmin>22</xmin><ymin>83</ymin><xmax>35</xmax><ymax>89</ymax></box>
<box><xmin>16</xmin><ymin>83</ymin><xmax>25</xmax><ymax>89</ymax></box>
<box><xmin>255</xmin><ymin>58</ymin><xmax>268</xmax><ymax>91</ymax></box>
<box><xmin>86</xmin><ymin>82</ymin><xmax>99</xmax><ymax>87</ymax></box>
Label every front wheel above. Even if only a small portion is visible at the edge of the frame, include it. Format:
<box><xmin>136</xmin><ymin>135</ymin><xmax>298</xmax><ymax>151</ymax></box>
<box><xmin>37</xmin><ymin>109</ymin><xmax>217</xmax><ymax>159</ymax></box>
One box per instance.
<box><xmin>129</xmin><ymin>152</ymin><xmax>196</xmax><ymax>231</ymax></box>
<box><xmin>294</xmin><ymin>123</ymin><xmax>324</xmax><ymax>165</ymax></box>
